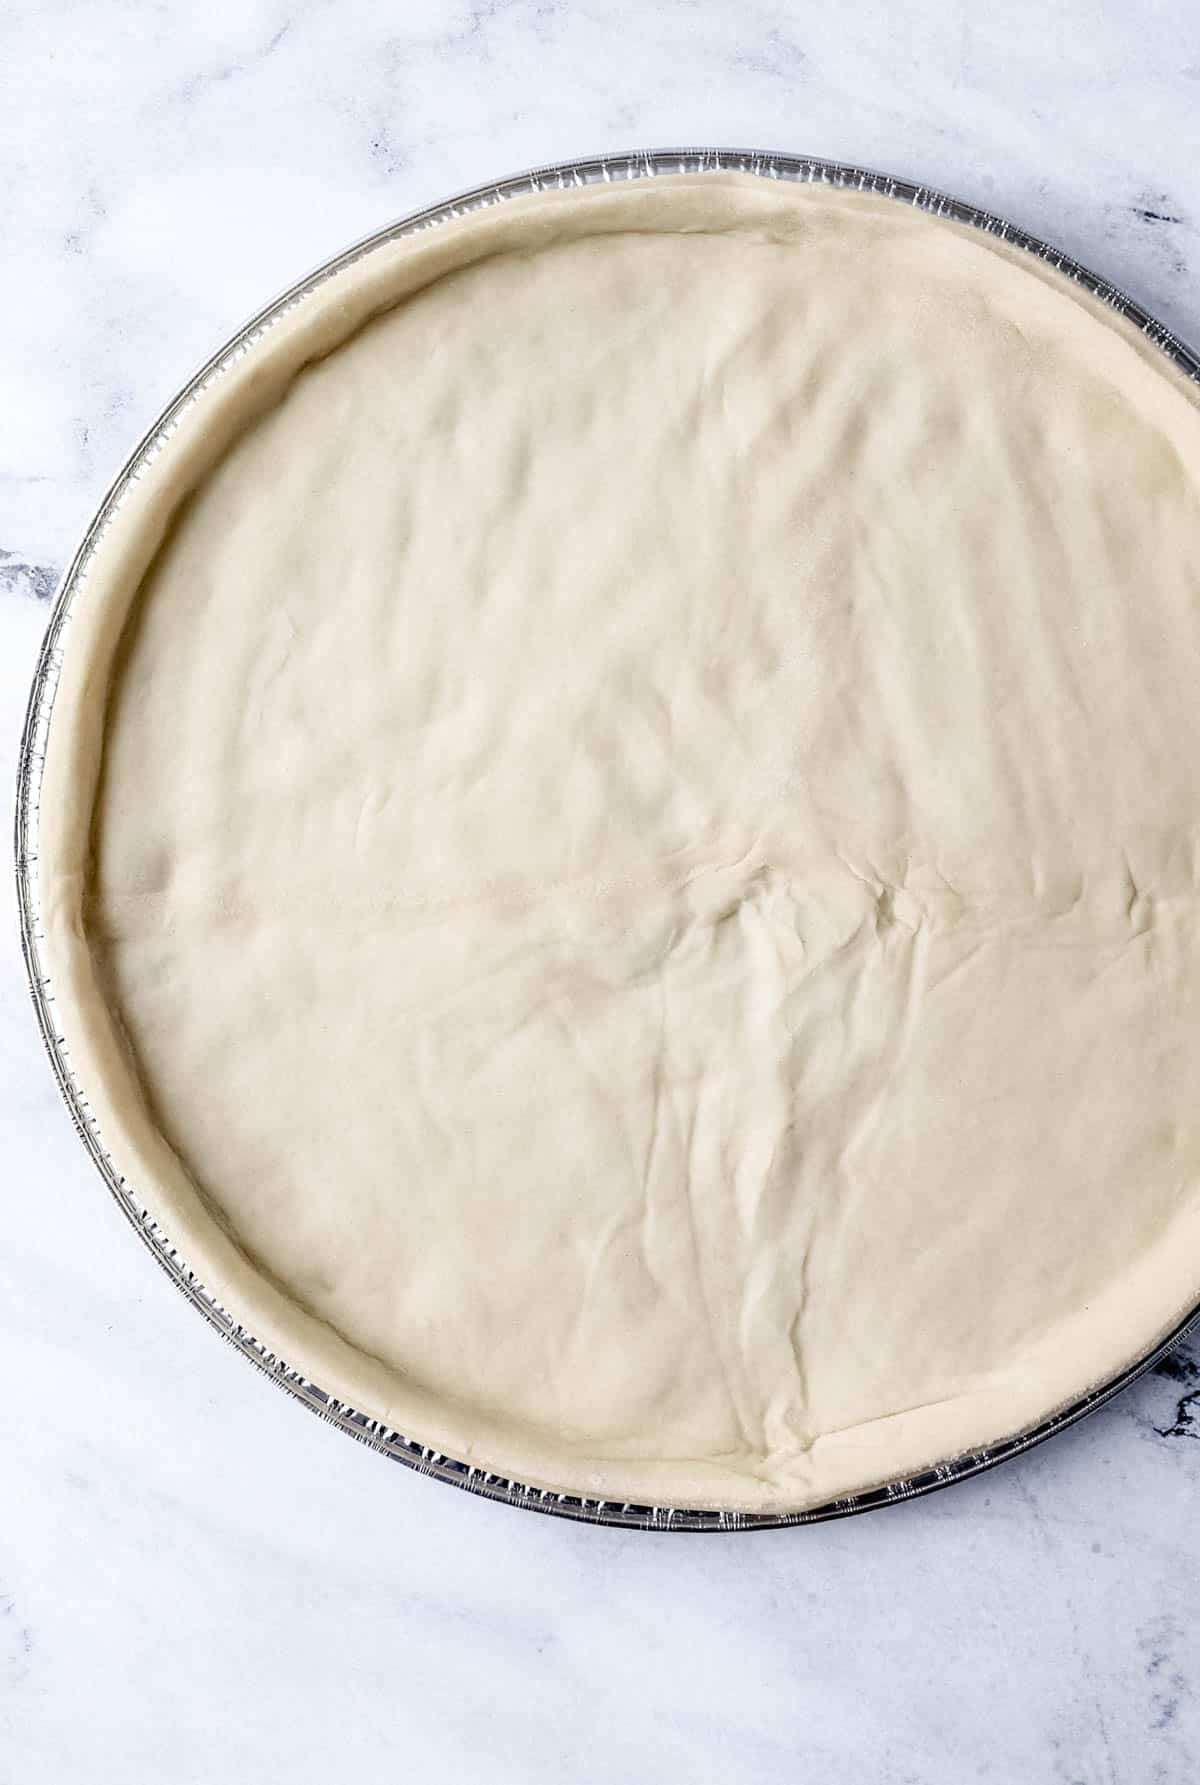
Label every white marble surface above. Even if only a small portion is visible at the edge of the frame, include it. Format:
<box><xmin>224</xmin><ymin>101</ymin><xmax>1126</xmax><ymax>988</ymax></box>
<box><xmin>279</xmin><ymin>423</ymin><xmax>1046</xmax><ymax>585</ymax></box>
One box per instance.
<box><xmin>4</xmin><ymin>3</ymin><xmax>1200</xmax><ymax>1779</ymax></box>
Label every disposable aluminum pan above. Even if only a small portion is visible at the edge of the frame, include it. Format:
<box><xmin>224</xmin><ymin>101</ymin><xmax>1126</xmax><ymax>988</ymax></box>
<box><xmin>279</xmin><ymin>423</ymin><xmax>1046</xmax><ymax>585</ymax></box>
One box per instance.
<box><xmin>16</xmin><ymin>147</ymin><xmax>1200</xmax><ymax>1531</ymax></box>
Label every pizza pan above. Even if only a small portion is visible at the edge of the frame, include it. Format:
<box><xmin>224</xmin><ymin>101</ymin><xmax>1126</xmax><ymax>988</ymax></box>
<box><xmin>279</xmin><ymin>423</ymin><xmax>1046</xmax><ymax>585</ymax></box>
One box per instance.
<box><xmin>17</xmin><ymin>147</ymin><xmax>1200</xmax><ymax>1529</ymax></box>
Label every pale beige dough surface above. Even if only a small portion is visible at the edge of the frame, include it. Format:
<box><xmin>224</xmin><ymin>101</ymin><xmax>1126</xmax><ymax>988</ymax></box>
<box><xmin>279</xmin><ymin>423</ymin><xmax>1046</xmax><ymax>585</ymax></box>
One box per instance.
<box><xmin>38</xmin><ymin>173</ymin><xmax>1200</xmax><ymax>1512</ymax></box>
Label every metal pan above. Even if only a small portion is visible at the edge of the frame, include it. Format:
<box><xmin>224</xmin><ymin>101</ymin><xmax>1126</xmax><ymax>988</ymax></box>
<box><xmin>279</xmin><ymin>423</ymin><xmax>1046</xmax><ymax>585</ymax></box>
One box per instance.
<box><xmin>17</xmin><ymin>147</ymin><xmax>1200</xmax><ymax>1530</ymax></box>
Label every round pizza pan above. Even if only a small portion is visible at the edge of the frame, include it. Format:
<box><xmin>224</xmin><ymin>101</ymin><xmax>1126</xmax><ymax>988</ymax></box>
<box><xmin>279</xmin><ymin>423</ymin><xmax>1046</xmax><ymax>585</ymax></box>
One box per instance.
<box><xmin>16</xmin><ymin>147</ymin><xmax>1200</xmax><ymax>1530</ymax></box>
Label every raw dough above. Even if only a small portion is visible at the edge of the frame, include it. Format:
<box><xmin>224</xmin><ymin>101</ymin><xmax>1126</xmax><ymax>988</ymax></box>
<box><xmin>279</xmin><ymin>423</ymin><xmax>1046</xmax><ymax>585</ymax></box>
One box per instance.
<box><xmin>38</xmin><ymin>173</ymin><xmax>1200</xmax><ymax>1512</ymax></box>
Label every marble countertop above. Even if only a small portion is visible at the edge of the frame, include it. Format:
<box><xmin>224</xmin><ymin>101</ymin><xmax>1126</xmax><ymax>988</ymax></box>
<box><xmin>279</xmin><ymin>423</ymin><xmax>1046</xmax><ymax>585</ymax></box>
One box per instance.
<box><xmin>4</xmin><ymin>3</ymin><xmax>1200</xmax><ymax>1779</ymax></box>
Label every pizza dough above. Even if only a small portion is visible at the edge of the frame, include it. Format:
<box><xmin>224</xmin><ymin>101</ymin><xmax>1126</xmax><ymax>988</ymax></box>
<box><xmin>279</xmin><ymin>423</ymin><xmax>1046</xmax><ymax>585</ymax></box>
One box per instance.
<box><xmin>38</xmin><ymin>173</ymin><xmax>1200</xmax><ymax>1513</ymax></box>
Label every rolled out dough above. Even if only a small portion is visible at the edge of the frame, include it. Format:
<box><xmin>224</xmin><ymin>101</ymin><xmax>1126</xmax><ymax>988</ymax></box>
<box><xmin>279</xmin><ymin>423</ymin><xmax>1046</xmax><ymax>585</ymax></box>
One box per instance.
<box><xmin>39</xmin><ymin>174</ymin><xmax>1200</xmax><ymax>1511</ymax></box>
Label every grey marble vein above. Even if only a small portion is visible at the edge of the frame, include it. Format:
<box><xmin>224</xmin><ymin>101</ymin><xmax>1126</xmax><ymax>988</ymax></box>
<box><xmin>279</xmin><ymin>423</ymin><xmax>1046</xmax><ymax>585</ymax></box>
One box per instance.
<box><xmin>0</xmin><ymin>549</ymin><xmax>58</xmax><ymax>603</ymax></box>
